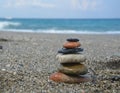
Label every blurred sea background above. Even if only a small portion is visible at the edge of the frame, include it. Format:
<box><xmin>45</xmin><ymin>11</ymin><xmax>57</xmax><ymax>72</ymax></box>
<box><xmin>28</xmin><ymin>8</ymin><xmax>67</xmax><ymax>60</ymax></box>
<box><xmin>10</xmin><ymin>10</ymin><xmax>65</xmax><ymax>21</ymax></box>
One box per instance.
<box><xmin>0</xmin><ymin>18</ymin><xmax>120</xmax><ymax>34</ymax></box>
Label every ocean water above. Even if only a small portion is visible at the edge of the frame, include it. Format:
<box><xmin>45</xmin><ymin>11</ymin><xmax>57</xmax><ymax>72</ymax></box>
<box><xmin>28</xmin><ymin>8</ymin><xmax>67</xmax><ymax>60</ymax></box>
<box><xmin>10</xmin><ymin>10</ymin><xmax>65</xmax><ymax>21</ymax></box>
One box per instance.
<box><xmin>0</xmin><ymin>18</ymin><xmax>120</xmax><ymax>34</ymax></box>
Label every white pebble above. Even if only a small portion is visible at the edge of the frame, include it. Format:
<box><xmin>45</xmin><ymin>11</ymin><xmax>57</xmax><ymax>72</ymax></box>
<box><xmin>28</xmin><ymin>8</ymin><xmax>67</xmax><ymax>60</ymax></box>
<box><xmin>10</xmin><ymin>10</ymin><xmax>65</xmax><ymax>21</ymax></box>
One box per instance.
<box><xmin>2</xmin><ymin>69</ymin><xmax>6</xmax><ymax>71</ymax></box>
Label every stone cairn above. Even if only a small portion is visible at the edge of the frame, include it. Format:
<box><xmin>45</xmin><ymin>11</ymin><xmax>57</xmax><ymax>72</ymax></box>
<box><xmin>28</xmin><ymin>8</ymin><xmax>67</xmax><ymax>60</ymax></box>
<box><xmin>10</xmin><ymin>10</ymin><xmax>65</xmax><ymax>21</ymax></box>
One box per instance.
<box><xmin>50</xmin><ymin>38</ymin><xmax>91</xmax><ymax>83</ymax></box>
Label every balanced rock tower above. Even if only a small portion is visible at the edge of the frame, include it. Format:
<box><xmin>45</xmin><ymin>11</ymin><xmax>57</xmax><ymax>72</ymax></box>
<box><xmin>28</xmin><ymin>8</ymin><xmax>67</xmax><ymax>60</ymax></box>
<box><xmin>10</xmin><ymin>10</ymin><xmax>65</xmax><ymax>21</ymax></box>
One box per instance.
<box><xmin>50</xmin><ymin>38</ymin><xmax>92</xmax><ymax>83</ymax></box>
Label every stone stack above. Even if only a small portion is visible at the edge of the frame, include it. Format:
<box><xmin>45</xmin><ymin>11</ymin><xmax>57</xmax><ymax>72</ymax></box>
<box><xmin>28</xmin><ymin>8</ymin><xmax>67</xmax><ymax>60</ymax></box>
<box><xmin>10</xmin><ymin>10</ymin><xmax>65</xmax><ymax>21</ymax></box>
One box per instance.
<box><xmin>50</xmin><ymin>38</ymin><xmax>91</xmax><ymax>83</ymax></box>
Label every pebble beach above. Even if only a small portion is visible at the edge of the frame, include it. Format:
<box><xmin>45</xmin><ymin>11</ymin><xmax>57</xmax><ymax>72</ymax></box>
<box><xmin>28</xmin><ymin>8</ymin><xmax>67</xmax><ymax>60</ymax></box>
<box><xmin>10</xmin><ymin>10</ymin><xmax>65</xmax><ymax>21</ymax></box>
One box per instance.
<box><xmin>0</xmin><ymin>31</ymin><xmax>120</xmax><ymax>93</ymax></box>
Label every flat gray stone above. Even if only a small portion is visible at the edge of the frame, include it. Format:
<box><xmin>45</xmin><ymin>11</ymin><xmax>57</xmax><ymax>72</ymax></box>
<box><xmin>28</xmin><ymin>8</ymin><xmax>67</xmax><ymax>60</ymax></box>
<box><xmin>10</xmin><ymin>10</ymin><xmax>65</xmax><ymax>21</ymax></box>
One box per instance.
<box><xmin>56</xmin><ymin>54</ymin><xmax>86</xmax><ymax>63</ymax></box>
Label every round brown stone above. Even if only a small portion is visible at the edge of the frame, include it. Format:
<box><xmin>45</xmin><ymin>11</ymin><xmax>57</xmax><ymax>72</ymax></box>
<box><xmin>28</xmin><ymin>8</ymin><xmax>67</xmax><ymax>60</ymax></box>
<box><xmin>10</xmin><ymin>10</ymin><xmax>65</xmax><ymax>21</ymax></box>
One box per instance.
<box><xmin>58</xmin><ymin>63</ymin><xmax>88</xmax><ymax>75</ymax></box>
<box><xmin>49</xmin><ymin>72</ymin><xmax>91</xmax><ymax>83</ymax></box>
<box><xmin>63</xmin><ymin>42</ymin><xmax>81</xmax><ymax>49</ymax></box>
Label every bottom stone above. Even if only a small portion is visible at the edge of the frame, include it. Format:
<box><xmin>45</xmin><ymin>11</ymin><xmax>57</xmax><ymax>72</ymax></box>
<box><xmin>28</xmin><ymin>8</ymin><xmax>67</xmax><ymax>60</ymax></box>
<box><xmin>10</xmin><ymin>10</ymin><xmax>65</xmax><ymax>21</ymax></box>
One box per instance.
<box><xmin>49</xmin><ymin>72</ymin><xmax>92</xmax><ymax>83</ymax></box>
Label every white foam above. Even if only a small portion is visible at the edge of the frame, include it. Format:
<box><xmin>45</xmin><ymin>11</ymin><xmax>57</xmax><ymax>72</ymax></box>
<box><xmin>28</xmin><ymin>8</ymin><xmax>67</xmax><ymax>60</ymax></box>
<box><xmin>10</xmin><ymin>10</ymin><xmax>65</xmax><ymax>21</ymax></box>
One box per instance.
<box><xmin>1</xmin><ymin>29</ymin><xmax>120</xmax><ymax>34</ymax></box>
<box><xmin>0</xmin><ymin>21</ymin><xmax>21</xmax><ymax>29</ymax></box>
<box><xmin>35</xmin><ymin>29</ymin><xmax>120</xmax><ymax>34</ymax></box>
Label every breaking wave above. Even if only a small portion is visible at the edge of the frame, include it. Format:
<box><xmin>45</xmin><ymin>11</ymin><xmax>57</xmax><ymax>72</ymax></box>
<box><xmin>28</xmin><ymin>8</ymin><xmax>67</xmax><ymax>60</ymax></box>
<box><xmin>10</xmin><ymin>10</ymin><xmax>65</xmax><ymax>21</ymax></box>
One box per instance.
<box><xmin>0</xmin><ymin>21</ymin><xmax>21</xmax><ymax>29</ymax></box>
<box><xmin>1</xmin><ymin>29</ymin><xmax>120</xmax><ymax>34</ymax></box>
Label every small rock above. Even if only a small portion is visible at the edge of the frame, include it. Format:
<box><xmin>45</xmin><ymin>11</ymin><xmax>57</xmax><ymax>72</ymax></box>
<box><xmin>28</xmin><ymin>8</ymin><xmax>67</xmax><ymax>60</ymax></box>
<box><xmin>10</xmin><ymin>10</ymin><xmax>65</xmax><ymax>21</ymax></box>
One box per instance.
<box><xmin>19</xmin><ymin>63</ymin><xmax>24</xmax><ymax>67</ymax></box>
<box><xmin>0</xmin><ymin>38</ymin><xmax>8</xmax><ymax>42</ymax></box>
<box><xmin>56</xmin><ymin>54</ymin><xmax>86</xmax><ymax>63</ymax></box>
<box><xmin>63</xmin><ymin>42</ymin><xmax>81</xmax><ymax>49</ymax></box>
<box><xmin>49</xmin><ymin>72</ymin><xmax>91</xmax><ymax>83</ymax></box>
<box><xmin>111</xmin><ymin>76</ymin><xmax>120</xmax><ymax>81</ymax></box>
<box><xmin>0</xmin><ymin>46</ymin><xmax>3</xmax><ymax>49</ymax></box>
<box><xmin>13</xmin><ymin>72</ymin><xmax>17</xmax><ymax>75</ymax></box>
<box><xmin>1</xmin><ymin>69</ymin><xmax>6</xmax><ymax>71</ymax></box>
<box><xmin>6</xmin><ymin>64</ymin><xmax>10</xmax><ymax>67</ymax></box>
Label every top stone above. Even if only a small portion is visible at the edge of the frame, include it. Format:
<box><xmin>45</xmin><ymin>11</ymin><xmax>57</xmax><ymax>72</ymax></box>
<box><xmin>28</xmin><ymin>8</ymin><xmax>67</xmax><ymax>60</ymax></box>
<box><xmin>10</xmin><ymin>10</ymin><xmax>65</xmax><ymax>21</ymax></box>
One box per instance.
<box><xmin>67</xmin><ymin>38</ymin><xmax>79</xmax><ymax>42</ymax></box>
<box><xmin>63</xmin><ymin>42</ymin><xmax>81</xmax><ymax>49</ymax></box>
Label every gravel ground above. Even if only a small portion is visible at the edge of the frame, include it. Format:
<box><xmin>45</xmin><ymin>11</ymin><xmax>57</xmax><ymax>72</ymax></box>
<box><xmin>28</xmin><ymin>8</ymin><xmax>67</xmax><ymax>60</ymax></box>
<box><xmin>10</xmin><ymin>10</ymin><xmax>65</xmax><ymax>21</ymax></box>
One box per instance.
<box><xmin>0</xmin><ymin>31</ymin><xmax>120</xmax><ymax>93</ymax></box>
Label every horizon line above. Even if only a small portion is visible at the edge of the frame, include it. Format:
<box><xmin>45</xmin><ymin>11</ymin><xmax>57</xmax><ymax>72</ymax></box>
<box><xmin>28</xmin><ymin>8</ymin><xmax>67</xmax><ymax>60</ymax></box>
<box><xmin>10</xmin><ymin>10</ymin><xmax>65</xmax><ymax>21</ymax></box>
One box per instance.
<box><xmin>0</xmin><ymin>17</ymin><xmax>120</xmax><ymax>19</ymax></box>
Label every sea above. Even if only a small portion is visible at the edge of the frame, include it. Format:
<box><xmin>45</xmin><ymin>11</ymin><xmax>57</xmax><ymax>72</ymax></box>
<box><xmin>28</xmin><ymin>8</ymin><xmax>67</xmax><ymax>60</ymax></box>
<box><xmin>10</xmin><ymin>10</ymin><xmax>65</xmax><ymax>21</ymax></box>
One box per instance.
<box><xmin>0</xmin><ymin>18</ymin><xmax>120</xmax><ymax>34</ymax></box>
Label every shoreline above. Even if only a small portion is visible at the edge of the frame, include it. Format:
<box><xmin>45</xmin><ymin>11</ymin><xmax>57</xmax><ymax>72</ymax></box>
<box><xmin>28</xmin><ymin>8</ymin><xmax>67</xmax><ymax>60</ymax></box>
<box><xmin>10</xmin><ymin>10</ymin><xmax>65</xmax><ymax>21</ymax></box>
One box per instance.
<box><xmin>0</xmin><ymin>31</ymin><xmax>120</xmax><ymax>93</ymax></box>
<box><xmin>1</xmin><ymin>30</ymin><xmax>120</xmax><ymax>35</ymax></box>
